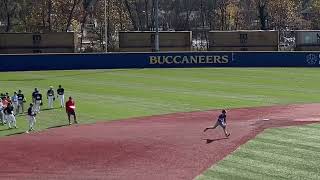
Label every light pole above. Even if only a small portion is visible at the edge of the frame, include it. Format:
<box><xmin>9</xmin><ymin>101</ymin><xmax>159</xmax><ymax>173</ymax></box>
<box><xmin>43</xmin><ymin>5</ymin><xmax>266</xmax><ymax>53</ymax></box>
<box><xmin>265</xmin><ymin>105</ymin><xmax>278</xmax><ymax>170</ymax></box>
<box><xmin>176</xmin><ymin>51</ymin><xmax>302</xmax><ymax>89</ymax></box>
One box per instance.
<box><xmin>104</xmin><ymin>0</ymin><xmax>108</xmax><ymax>53</ymax></box>
<box><xmin>155</xmin><ymin>0</ymin><xmax>160</xmax><ymax>52</ymax></box>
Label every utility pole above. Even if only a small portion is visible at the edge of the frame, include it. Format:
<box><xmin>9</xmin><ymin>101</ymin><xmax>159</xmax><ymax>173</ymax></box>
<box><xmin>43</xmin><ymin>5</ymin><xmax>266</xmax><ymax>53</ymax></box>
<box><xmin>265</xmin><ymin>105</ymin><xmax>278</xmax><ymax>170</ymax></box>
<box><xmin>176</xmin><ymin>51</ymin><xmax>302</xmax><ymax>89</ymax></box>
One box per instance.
<box><xmin>104</xmin><ymin>0</ymin><xmax>108</xmax><ymax>52</ymax></box>
<box><xmin>155</xmin><ymin>0</ymin><xmax>160</xmax><ymax>52</ymax></box>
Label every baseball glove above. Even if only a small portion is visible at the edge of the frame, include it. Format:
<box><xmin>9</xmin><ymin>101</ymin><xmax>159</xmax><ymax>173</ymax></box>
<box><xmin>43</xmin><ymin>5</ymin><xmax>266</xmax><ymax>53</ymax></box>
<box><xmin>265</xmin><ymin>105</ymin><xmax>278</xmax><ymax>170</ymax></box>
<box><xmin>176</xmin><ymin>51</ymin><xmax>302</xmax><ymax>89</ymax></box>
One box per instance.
<box><xmin>40</xmin><ymin>102</ymin><xmax>43</xmax><ymax>106</ymax></box>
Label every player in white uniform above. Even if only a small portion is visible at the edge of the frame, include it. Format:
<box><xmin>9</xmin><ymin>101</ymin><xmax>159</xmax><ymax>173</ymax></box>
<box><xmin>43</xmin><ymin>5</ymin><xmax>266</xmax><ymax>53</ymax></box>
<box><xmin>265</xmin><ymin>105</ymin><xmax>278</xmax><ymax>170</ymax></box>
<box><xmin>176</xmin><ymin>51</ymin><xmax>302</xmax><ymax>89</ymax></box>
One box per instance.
<box><xmin>26</xmin><ymin>103</ymin><xmax>36</xmax><ymax>133</ymax></box>
<box><xmin>1</xmin><ymin>97</ymin><xmax>9</xmax><ymax>125</ymax></box>
<box><xmin>4</xmin><ymin>102</ymin><xmax>17</xmax><ymax>129</ymax></box>
<box><xmin>0</xmin><ymin>100</ymin><xmax>4</xmax><ymax>125</ymax></box>
<box><xmin>11</xmin><ymin>92</ymin><xmax>19</xmax><ymax>115</ymax></box>
<box><xmin>47</xmin><ymin>86</ymin><xmax>55</xmax><ymax>109</ymax></box>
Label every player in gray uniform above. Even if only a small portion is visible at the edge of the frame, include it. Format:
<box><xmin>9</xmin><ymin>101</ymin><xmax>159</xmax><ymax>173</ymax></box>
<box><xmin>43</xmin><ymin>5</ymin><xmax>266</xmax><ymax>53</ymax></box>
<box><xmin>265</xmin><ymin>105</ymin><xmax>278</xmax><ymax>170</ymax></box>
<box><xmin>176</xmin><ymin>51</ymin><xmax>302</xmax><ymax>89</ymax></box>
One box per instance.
<box><xmin>17</xmin><ymin>90</ymin><xmax>26</xmax><ymax>114</ymax></box>
<box><xmin>32</xmin><ymin>88</ymin><xmax>38</xmax><ymax>104</ymax></box>
<box><xmin>33</xmin><ymin>91</ymin><xmax>42</xmax><ymax>113</ymax></box>
<box><xmin>11</xmin><ymin>92</ymin><xmax>19</xmax><ymax>115</ymax></box>
<box><xmin>204</xmin><ymin>110</ymin><xmax>230</xmax><ymax>137</ymax></box>
<box><xmin>47</xmin><ymin>86</ymin><xmax>55</xmax><ymax>109</ymax></box>
<box><xmin>26</xmin><ymin>103</ymin><xmax>36</xmax><ymax>133</ymax></box>
<box><xmin>4</xmin><ymin>102</ymin><xmax>17</xmax><ymax>129</ymax></box>
<box><xmin>57</xmin><ymin>85</ymin><xmax>65</xmax><ymax>108</ymax></box>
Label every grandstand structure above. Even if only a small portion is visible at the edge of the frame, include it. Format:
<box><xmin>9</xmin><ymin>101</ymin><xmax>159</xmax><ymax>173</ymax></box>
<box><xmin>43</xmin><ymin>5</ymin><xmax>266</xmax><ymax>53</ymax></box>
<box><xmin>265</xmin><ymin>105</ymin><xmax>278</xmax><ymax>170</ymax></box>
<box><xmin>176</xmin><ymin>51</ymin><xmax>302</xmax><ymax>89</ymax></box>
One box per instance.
<box><xmin>0</xmin><ymin>32</ymin><xmax>76</xmax><ymax>54</ymax></box>
<box><xmin>0</xmin><ymin>30</ymin><xmax>320</xmax><ymax>54</ymax></box>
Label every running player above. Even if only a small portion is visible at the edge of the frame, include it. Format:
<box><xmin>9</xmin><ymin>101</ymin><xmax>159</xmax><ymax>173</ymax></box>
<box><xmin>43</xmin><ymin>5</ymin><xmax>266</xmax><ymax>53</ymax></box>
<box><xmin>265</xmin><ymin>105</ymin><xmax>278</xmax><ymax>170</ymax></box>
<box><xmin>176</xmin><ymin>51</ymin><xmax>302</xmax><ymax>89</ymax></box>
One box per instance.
<box><xmin>57</xmin><ymin>85</ymin><xmax>65</xmax><ymax>108</ymax></box>
<box><xmin>204</xmin><ymin>110</ymin><xmax>230</xmax><ymax>137</ymax></box>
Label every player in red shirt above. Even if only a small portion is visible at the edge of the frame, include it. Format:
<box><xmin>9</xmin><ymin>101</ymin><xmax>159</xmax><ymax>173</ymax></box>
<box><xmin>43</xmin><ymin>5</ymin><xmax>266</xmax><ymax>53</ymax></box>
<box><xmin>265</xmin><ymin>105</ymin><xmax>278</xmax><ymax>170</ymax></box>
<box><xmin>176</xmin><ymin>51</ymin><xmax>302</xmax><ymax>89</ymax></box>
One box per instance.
<box><xmin>66</xmin><ymin>97</ymin><xmax>78</xmax><ymax>125</ymax></box>
<box><xmin>2</xmin><ymin>97</ymin><xmax>9</xmax><ymax>108</ymax></box>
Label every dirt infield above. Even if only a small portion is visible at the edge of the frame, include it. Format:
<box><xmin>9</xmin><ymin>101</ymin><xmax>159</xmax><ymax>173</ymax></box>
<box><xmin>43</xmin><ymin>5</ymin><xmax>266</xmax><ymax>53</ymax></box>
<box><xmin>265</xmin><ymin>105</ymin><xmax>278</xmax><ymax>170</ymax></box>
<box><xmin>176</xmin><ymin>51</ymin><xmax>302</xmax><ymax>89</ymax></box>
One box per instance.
<box><xmin>0</xmin><ymin>104</ymin><xmax>320</xmax><ymax>180</ymax></box>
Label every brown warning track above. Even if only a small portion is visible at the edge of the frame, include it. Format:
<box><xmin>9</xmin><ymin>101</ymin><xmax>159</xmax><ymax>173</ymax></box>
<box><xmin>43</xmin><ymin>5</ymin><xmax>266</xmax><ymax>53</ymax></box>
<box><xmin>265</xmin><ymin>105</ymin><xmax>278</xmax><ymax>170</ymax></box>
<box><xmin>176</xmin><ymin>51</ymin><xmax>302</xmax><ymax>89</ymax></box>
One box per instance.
<box><xmin>1</xmin><ymin>104</ymin><xmax>320</xmax><ymax>180</ymax></box>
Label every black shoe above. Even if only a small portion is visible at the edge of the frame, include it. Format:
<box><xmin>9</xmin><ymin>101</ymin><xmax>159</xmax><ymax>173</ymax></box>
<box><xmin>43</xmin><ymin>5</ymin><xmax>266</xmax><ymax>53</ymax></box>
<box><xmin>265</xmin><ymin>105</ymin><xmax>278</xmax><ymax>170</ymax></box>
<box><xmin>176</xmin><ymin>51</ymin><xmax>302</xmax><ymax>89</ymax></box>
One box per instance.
<box><xmin>203</xmin><ymin>128</ymin><xmax>208</xmax><ymax>132</ymax></box>
<box><xmin>226</xmin><ymin>133</ymin><xmax>231</xmax><ymax>137</ymax></box>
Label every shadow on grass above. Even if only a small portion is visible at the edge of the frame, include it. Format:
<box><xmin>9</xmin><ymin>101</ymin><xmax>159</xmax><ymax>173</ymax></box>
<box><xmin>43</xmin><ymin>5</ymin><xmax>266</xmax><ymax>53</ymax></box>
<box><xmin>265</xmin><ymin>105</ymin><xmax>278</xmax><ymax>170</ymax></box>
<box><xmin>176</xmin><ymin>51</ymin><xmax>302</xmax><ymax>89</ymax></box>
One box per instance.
<box><xmin>47</xmin><ymin>124</ymin><xmax>69</xmax><ymax>129</ymax></box>
<box><xmin>203</xmin><ymin>137</ymin><xmax>229</xmax><ymax>144</ymax></box>
<box><xmin>6</xmin><ymin>131</ymin><xmax>25</xmax><ymax>136</ymax></box>
<box><xmin>0</xmin><ymin>126</ymin><xmax>26</xmax><ymax>136</ymax></box>
<box><xmin>3</xmin><ymin>124</ymin><xmax>70</xmax><ymax>136</ymax></box>
<box><xmin>41</xmin><ymin>107</ymin><xmax>62</xmax><ymax>111</ymax></box>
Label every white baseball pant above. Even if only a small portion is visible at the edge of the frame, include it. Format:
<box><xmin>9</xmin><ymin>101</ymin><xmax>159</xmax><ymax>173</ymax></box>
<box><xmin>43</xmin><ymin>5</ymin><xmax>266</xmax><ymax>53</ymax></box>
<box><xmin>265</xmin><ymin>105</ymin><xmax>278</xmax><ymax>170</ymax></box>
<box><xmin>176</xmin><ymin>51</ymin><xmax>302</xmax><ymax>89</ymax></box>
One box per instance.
<box><xmin>0</xmin><ymin>110</ymin><xmax>4</xmax><ymax>124</ymax></box>
<box><xmin>7</xmin><ymin>114</ymin><xmax>16</xmax><ymax>128</ymax></box>
<box><xmin>58</xmin><ymin>95</ymin><xmax>65</xmax><ymax>107</ymax></box>
<box><xmin>17</xmin><ymin>101</ymin><xmax>24</xmax><ymax>114</ymax></box>
<box><xmin>12</xmin><ymin>102</ymin><xmax>19</xmax><ymax>115</ymax></box>
<box><xmin>27</xmin><ymin>115</ymin><xmax>36</xmax><ymax>130</ymax></box>
<box><xmin>34</xmin><ymin>100</ymin><xmax>41</xmax><ymax>113</ymax></box>
<box><xmin>48</xmin><ymin>96</ymin><xmax>54</xmax><ymax>109</ymax></box>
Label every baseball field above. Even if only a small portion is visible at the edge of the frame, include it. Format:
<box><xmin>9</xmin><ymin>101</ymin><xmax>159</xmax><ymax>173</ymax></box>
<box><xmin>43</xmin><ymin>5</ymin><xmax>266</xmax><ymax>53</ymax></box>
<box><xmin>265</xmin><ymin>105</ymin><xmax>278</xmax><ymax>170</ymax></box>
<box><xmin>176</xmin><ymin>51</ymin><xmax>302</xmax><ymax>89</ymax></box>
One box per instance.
<box><xmin>1</xmin><ymin>68</ymin><xmax>320</xmax><ymax>179</ymax></box>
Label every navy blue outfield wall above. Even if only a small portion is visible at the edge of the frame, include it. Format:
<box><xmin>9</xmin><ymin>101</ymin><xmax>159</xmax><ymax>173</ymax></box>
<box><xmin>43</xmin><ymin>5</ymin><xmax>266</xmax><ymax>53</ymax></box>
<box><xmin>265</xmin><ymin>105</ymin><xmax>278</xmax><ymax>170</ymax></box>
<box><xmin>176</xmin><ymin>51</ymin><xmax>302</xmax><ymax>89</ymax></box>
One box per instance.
<box><xmin>1</xmin><ymin>52</ymin><xmax>320</xmax><ymax>71</ymax></box>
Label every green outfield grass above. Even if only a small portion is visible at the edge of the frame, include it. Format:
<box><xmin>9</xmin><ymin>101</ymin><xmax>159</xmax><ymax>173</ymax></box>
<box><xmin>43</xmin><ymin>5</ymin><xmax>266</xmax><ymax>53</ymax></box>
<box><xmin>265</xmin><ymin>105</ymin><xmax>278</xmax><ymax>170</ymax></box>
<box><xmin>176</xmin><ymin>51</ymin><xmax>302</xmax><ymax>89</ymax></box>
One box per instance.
<box><xmin>196</xmin><ymin>124</ymin><xmax>320</xmax><ymax>180</ymax></box>
<box><xmin>1</xmin><ymin>68</ymin><xmax>320</xmax><ymax>179</ymax></box>
<box><xmin>1</xmin><ymin>68</ymin><xmax>320</xmax><ymax>136</ymax></box>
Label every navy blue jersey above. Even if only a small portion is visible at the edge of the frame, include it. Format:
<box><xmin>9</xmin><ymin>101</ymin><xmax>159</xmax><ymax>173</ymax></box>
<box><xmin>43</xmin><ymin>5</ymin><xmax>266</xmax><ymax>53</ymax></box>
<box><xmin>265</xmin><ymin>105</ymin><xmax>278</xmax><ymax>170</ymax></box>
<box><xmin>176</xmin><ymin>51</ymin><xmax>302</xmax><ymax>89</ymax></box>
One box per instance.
<box><xmin>57</xmin><ymin>88</ymin><xmax>64</xmax><ymax>95</ymax></box>
<box><xmin>217</xmin><ymin>113</ymin><xmax>226</xmax><ymax>123</ymax></box>
<box><xmin>32</xmin><ymin>91</ymin><xmax>38</xmax><ymax>99</ymax></box>
<box><xmin>35</xmin><ymin>93</ymin><xmax>42</xmax><ymax>101</ymax></box>
<box><xmin>17</xmin><ymin>93</ymin><xmax>24</xmax><ymax>101</ymax></box>
<box><xmin>4</xmin><ymin>105</ymin><xmax>14</xmax><ymax>115</ymax></box>
<box><xmin>47</xmin><ymin>89</ymin><xmax>54</xmax><ymax>96</ymax></box>
<box><xmin>28</xmin><ymin>107</ymin><xmax>35</xmax><ymax>116</ymax></box>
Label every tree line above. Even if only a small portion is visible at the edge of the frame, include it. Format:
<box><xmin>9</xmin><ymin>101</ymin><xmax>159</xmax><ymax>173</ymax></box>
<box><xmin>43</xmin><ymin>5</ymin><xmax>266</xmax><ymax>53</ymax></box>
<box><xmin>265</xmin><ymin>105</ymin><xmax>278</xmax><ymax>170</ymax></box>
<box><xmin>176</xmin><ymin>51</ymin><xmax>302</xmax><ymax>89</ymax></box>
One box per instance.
<box><xmin>0</xmin><ymin>0</ymin><xmax>319</xmax><ymax>51</ymax></box>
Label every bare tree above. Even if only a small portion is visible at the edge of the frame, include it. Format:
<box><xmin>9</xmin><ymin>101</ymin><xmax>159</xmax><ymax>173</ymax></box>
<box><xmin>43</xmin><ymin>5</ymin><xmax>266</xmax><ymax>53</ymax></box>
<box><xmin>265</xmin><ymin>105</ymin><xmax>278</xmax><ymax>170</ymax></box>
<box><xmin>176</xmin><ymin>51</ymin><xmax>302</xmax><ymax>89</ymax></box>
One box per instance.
<box><xmin>79</xmin><ymin>0</ymin><xmax>95</xmax><ymax>51</ymax></box>
<box><xmin>124</xmin><ymin>0</ymin><xmax>138</xmax><ymax>30</ymax></box>
<box><xmin>216</xmin><ymin>0</ymin><xmax>228</xmax><ymax>30</ymax></box>
<box><xmin>144</xmin><ymin>0</ymin><xmax>150</xmax><ymax>30</ymax></box>
<box><xmin>257</xmin><ymin>0</ymin><xmax>268</xmax><ymax>30</ymax></box>
<box><xmin>0</xmin><ymin>0</ymin><xmax>22</xmax><ymax>32</ymax></box>
<box><xmin>47</xmin><ymin>0</ymin><xmax>52</xmax><ymax>31</ymax></box>
<box><xmin>66</xmin><ymin>0</ymin><xmax>82</xmax><ymax>31</ymax></box>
